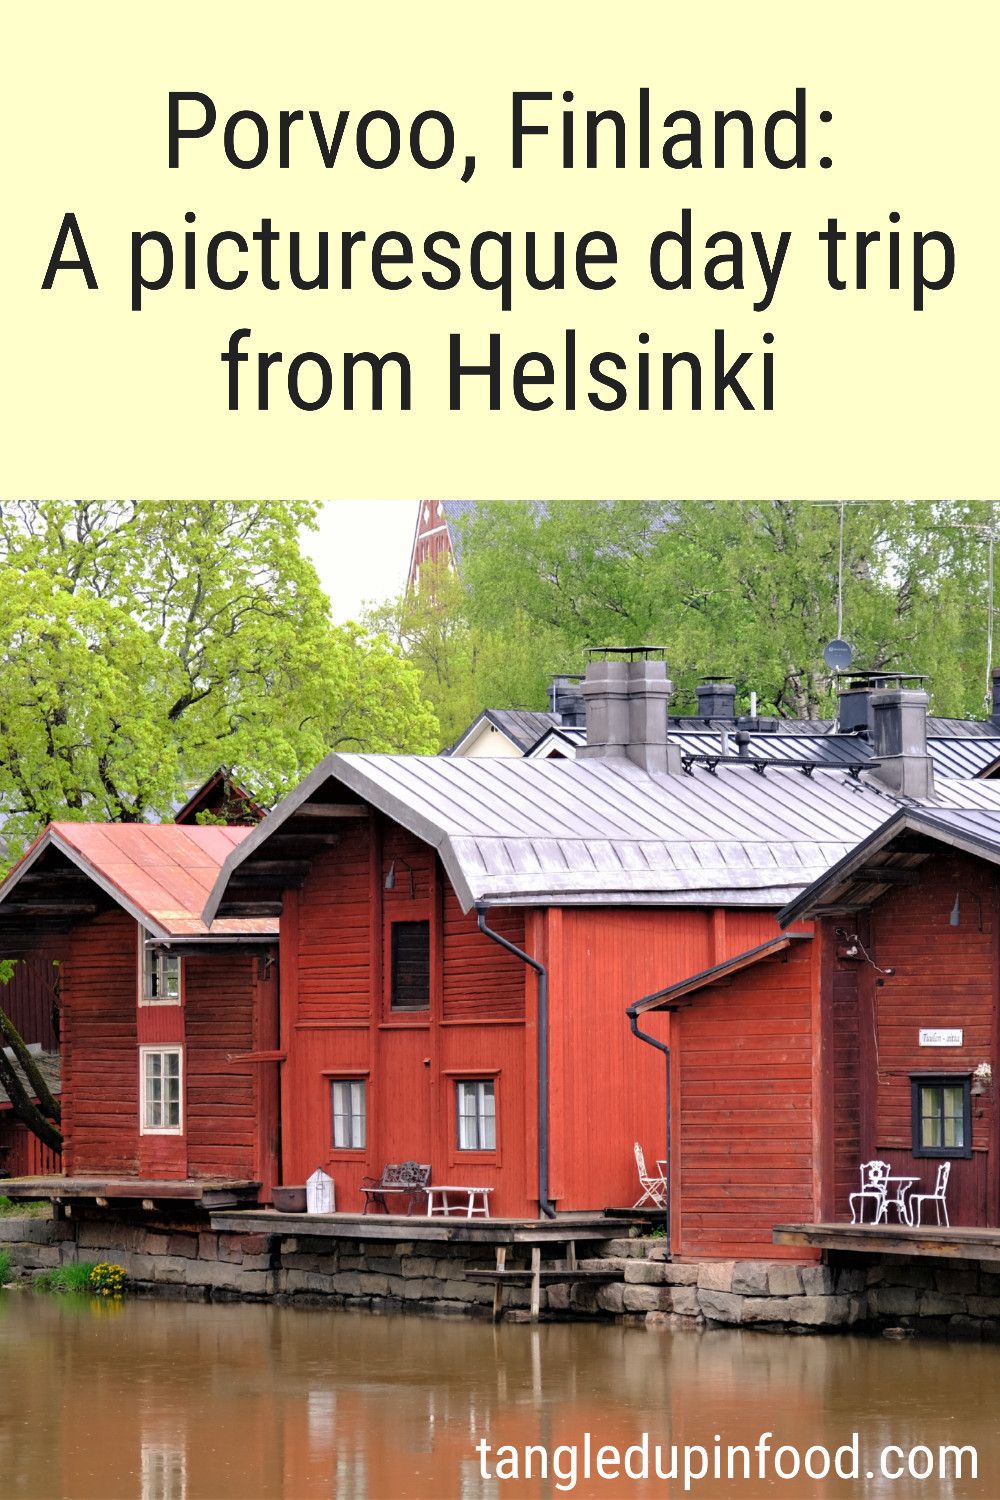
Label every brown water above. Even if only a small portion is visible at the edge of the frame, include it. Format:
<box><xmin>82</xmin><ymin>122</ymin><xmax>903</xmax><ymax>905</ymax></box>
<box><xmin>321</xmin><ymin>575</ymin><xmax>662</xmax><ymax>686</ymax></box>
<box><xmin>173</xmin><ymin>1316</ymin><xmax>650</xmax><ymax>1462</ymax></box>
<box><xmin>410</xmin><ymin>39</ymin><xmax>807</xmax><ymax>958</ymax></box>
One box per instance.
<box><xmin>1</xmin><ymin>1294</ymin><xmax>999</xmax><ymax>1500</ymax></box>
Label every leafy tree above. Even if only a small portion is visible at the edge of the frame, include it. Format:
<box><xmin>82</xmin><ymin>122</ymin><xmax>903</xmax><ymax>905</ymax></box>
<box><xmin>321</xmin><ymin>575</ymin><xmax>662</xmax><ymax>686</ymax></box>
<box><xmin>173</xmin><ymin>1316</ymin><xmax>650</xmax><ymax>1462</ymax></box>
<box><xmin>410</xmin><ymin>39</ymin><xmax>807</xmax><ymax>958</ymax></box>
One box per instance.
<box><xmin>0</xmin><ymin>501</ymin><xmax>439</xmax><ymax>858</ymax></box>
<box><xmin>447</xmin><ymin>499</ymin><xmax>997</xmax><ymax>722</ymax></box>
<box><xmin>366</xmin><ymin>557</ymin><xmax>561</xmax><ymax>746</ymax></box>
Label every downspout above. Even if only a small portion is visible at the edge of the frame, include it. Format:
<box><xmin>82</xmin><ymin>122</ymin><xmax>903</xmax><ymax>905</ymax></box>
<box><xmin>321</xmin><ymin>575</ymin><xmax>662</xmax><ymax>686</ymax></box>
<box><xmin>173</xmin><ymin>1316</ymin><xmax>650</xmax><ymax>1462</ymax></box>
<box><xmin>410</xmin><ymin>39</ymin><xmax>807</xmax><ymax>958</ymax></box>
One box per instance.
<box><xmin>476</xmin><ymin>902</ymin><xmax>556</xmax><ymax>1219</ymax></box>
<box><xmin>626</xmin><ymin>1004</ymin><xmax>672</xmax><ymax>1257</ymax></box>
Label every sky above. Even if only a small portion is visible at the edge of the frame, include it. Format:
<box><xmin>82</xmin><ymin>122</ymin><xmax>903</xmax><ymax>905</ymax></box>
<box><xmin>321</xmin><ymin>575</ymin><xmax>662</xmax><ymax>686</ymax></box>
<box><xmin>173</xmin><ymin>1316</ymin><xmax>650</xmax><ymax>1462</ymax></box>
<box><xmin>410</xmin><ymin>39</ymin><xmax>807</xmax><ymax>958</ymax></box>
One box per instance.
<box><xmin>302</xmin><ymin>500</ymin><xmax>419</xmax><ymax>622</ymax></box>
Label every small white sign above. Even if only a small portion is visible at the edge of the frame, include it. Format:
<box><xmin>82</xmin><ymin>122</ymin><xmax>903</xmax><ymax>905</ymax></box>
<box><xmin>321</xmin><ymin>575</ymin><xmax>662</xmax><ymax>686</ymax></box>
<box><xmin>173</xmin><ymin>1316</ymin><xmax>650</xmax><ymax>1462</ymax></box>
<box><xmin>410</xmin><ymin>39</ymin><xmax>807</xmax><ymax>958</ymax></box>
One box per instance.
<box><xmin>919</xmin><ymin>1028</ymin><xmax>963</xmax><ymax>1048</ymax></box>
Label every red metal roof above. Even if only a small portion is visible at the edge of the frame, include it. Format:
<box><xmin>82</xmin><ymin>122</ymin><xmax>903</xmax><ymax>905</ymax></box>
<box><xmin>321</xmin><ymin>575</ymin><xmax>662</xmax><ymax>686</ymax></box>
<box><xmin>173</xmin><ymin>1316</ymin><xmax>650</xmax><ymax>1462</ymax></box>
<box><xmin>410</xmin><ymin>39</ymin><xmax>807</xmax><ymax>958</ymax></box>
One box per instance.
<box><xmin>2</xmin><ymin>823</ymin><xmax>277</xmax><ymax>940</ymax></box>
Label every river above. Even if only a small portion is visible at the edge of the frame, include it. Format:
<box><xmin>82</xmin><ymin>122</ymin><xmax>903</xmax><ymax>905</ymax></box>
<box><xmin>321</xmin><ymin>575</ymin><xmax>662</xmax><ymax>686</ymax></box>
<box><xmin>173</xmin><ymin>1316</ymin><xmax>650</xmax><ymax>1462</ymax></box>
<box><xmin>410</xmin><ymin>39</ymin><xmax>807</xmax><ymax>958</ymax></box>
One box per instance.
<box><xmin>0</xmin><ymin>1293</ymin><xmax>997</xmax><ymax>1498</ymax></box>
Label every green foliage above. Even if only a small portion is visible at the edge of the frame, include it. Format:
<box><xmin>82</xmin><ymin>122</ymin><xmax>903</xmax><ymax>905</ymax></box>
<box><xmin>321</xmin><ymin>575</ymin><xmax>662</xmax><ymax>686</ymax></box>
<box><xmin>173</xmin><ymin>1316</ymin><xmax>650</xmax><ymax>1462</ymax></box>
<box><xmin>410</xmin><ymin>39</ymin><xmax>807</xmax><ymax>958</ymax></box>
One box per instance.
<box><xmin>0</xmin><ymin>1198</ymin><xmax>48</xmax><ymax>1218</ymax></box>
<box><xmin>402</xmin><ymin>500</ymin><xmax>1000</xmax><ymax>730</ymax></box>
<box><xmin>33</xmin><ymin>1261</ymin><xmax>98</xmax><ymax>1293</ymax></box>
<box><xmin>0</xmin><ymin>1249</ymin><xmax>12</xmax><ymax>1285</ymax></box>
<box><xmin>0</xmin><ymin>502</ymin><xmax>439</xmax><ymax>860</ymax></box>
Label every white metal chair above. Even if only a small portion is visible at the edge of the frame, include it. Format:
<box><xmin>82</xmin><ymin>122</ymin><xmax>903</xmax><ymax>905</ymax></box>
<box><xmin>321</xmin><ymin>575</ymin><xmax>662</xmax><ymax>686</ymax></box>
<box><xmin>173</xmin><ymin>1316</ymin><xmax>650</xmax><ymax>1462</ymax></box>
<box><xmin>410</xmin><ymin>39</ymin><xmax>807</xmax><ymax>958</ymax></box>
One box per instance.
<box><xmin>849</xmin><ymin>1159</ymin><xmax>891</xmax><ymax>1224</ymax></box>
<box><xmin>908</xmin><ymin>1162</ymin><xmax>951</xmax><ymax>1227</ymax></box>
<box><xmin>633</xmin><ymin>1142</ymin><xmax>666</xmax><ymax>1209</ymax></box>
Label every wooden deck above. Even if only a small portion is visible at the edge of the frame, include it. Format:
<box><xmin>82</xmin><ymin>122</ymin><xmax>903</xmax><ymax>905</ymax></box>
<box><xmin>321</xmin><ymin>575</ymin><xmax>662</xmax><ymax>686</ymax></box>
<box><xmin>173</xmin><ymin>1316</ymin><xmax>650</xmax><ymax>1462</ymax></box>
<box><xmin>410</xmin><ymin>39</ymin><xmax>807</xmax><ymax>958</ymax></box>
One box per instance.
<box><xmin>210</xmin><ymin>1209</ymin><xmax>625</xmax><ymax>1245</ymax></box>
<box><xmin>0</xmin><ymin>1176</ymin><xmax>261</xmax><ymax>1210</ymax></box>
<box><xmin>774</xmin><ymin>1221</ymin><xmax>1000</xmax><ymax>1261</ymax></box>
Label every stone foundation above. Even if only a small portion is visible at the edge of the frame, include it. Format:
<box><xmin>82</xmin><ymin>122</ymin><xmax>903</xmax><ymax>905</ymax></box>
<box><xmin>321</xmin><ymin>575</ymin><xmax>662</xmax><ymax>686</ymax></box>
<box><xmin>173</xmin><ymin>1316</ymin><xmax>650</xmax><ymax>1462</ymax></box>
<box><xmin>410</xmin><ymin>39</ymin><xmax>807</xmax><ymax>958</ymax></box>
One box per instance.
<box><xmin>3</xmin><ymin>1214</ymin><xmax>1000</xmax><ymax>1337</ymax></box>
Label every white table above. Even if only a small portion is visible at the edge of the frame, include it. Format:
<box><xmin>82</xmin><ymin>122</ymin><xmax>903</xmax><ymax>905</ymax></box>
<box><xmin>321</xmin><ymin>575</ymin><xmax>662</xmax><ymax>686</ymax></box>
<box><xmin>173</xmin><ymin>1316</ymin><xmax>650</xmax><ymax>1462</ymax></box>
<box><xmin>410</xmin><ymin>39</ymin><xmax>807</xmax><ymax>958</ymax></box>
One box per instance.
<box><xmin>426</xmin><ymin>1186</ymin><xmax>493</xmax><ymax>1219</ymax></box>
<box><xmin>885</xmin><ymin>1175</ymin><xmax>919</xmax><ymax>1226</ymax></box>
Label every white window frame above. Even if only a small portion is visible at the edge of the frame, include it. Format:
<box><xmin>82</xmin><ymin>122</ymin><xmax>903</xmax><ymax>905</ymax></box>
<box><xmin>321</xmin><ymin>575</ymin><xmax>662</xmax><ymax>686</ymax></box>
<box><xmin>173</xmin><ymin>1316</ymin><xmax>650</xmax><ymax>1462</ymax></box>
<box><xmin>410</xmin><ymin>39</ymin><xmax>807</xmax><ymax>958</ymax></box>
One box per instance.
<box><xmin>331</xmin><ymin>1078</ymin><xmax>366</xmax><ymax>1151</ymax></box>
<box><xmin>138</xmin><ymin>927</ymin><xmax>181</xmax><ymax>1006</ymax></box>
<box><xmin>140</xmin><ymin>1046</ymin><xmax>184</xmax><ymax>1135</ymax></box>
<box><xmin>456</xmin><ymin>1079</ymin><xmax>496</xmax><ymax>1152</ymax></box>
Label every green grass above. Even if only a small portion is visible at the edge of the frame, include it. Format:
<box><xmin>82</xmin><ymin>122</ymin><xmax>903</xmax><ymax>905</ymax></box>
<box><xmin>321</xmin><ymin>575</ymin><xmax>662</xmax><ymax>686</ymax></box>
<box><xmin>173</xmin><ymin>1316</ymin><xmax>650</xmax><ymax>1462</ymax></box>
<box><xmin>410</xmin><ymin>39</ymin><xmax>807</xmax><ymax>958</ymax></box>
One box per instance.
<box><xmin>0</xmin><ymin>1249</ymin><xmax>12</xmax><ymax>1285</ymax></box>
<box><xmin>33</xmin><ymin>1262</ymin><xmax>98</xmax><ymax>1294</ymax></box>
<box><xmin>0</xmin><ymin>1197</ymin><xmax>50</xmax><ymax>1219</ymax></box>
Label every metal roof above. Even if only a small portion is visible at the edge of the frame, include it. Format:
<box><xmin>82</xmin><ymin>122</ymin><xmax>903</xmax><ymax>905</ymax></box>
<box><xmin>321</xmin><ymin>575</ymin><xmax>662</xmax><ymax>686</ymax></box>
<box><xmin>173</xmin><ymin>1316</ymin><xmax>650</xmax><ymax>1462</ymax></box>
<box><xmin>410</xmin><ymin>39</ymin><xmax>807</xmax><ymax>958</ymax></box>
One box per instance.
<box><xmin>778</xmin><ymin>804</ymin><xmax>1000</xmax><ymax>926</ymax></box>
<box><xmin>0</xmin><ymin>824</ymin><xmax>278</xmax><ymax>942</ymax></box>
<box><xmin>209</xmin><ymin>752</ymin><xmax>960</xmax><ymax>916</ymax></box>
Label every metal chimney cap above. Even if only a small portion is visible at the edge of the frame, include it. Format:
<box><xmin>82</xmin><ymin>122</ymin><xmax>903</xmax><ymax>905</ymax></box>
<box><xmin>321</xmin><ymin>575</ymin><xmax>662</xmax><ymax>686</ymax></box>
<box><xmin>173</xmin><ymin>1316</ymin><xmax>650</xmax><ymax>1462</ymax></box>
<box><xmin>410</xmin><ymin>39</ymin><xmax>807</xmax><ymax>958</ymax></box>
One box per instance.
<box><xmin>584</xmin><ymin>645</ymin><xmax>668</xmax><ymax>662</ymax></box>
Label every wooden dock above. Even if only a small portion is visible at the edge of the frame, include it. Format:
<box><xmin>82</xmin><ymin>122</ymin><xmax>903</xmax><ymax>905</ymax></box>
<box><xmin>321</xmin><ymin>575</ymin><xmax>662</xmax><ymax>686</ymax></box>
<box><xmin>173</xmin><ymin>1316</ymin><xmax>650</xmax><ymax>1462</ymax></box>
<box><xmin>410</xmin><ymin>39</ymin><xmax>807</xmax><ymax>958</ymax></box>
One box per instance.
<box><xmin>774</xmin><ymin>1221</ymin><xmax>1000</xmax><ymax>1261</ymax></box>
<box><xmin>0</xmin><ymin>1176</ymin><xmax>261</xmax><ymax>1211</ymax></box>
<box><xmin>210</xmin><ymin>1209</ymin><xmax>621</xmax><ymax>1245</ymax></box>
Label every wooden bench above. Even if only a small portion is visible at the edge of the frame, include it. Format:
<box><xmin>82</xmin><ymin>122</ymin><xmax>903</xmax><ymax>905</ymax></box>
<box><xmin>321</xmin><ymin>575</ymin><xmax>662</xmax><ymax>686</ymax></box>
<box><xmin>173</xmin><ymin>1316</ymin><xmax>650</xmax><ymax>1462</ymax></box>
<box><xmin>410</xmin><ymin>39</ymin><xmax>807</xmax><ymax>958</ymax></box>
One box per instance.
<box><xmin>360</xmin><ymin>1162</ymin><xmax>430</xmax><ymax>1215</ymax></box>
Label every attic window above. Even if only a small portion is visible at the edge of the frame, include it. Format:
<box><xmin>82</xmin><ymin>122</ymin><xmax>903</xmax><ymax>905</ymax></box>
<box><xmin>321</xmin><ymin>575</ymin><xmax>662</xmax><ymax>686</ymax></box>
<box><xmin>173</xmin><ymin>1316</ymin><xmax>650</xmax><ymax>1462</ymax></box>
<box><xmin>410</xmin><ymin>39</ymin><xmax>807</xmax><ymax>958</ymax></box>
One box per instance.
<box><xmin>140</xmin><ymin>929</ymin><xmax>180</xmax><ymax>1005</ymax></box>
<box><xmin>390</xmin><ymin>920</ymin><xmax>430</xmax><ymax>1011</ymax></box>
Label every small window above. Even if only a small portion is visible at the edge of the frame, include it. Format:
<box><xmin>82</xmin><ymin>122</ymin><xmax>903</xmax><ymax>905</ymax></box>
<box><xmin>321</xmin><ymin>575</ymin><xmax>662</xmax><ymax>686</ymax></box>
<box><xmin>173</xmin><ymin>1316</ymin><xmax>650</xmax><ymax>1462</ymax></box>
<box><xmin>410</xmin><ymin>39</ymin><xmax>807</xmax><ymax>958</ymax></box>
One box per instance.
<box><xmin>331</xmin><ymin>1079</ymin><xmax>366</xmax><ymax>1150</ymax></box>
<box><xmin>140</xmin><ymin>931</ymin><xmax>180</xmax><ymax>1005</ymax></box>
<box><xmin>911</xmin><ymin>1075</ymin><xmax>972</xmax><ymax>1158</ymax></box>
<box><xmin>456</xmin><ymin>1079</ymin><xmax>496</xmax><ymax>1151</ymax></box>
<box><xmin>391</xmin><ymin>920</ymin><xmax>430</xmax><ymax>1011</ymax></box>
<box><xmin>141</xmin><ymin>1048</ymin><xmax>183</xmax><ymax>1134</ymax></box>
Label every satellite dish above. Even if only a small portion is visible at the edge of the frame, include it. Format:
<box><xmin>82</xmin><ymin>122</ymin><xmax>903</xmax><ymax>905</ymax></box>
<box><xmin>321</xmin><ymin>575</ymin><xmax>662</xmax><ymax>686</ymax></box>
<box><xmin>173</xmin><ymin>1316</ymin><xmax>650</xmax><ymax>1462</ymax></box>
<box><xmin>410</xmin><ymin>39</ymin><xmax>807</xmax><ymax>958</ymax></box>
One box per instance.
<box><xmin>824</xmin><ymin>638</ymin><xmax>854</xmax><ymax>671</ymax></box>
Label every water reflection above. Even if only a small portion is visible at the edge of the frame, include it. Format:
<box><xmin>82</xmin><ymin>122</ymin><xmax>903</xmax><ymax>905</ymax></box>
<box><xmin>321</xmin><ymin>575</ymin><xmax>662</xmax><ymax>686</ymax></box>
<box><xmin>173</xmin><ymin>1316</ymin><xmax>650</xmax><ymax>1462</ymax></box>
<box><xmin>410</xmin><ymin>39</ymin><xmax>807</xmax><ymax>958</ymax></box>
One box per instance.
<box><xmin>0</xmin><ymin>1294</ymin><xmax>996</xmax><ymax>1498</ymax></box>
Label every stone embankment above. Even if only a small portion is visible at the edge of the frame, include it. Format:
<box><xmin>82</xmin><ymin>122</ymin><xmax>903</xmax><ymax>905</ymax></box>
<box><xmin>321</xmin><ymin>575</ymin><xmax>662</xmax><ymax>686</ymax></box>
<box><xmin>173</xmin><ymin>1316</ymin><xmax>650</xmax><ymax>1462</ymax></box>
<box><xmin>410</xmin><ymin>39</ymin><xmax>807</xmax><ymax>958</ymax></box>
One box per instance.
<box><xmin>3</xmin><ymin>1214</ymin><xmax>1000</xmax><ymax>1337</ymax></box>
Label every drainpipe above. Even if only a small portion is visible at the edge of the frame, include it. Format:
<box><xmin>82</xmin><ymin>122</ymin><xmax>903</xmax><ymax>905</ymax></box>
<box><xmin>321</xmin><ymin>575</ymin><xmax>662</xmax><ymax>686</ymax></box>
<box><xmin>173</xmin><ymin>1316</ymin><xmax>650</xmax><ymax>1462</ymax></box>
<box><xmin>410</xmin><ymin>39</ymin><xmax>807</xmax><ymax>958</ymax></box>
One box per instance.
<box><xmin>626</xmin><ymin>1004</ymin><xmax>672</xmax><ymax>1256</ymax></box>
<box><xmin>476</xmin><ymin>903</ymin><xmax>556</xmax><ymax>1219</ymax></box>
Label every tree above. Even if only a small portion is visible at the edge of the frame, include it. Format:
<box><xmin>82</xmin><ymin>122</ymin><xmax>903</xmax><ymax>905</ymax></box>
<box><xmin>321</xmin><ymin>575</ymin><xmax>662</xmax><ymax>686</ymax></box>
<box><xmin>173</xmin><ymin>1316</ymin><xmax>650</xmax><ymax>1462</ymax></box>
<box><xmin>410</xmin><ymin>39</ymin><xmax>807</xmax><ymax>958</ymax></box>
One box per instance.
<box><xmin>448</xmin><ymin>499</ymin><xmax>997</xmax><ymax>721</ymax></box>
<box><xmin>0</xmin><ymin>961</ymin><xmax>62</xmax><ymax>1155</ymax></box>
<box><xmin>366</xmin><ymin>557</ymin><xmax>561</xmax><ymax>747</ymax></box>
<box><xmin>0</xmin><ymin>501</ymin><xmax>439</xmax><ymax>859</ymax></box>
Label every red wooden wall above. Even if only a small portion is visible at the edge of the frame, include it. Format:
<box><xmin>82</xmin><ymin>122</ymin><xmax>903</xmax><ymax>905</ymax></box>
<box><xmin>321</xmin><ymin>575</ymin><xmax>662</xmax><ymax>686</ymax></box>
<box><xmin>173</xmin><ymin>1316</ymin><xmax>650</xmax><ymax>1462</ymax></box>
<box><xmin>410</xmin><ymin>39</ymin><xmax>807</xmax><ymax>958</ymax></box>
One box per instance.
<box><xmin>60</xmin><ymin>908</ymin><xmax>269</xmax><ymax>1186</ymax></box>
<box><xmin>671</xmin><ymin>937</ymin><xmax>820</xmax><ymax>1259</ymax></box>
<box><xmin>280</xmin><ymin>814</ymin><xmax>532</xmax><ymax>1214</ymax></box>
<box><xmin>849</xmin><ymin>851</ymin><xmax>999</xmax><ymax>1226</ymax></box>
<box><xmin>0</xmin><ymin>951</ymin><xmax>61</xmax><ymax>1051</ymax></box>
<box><xmin>546</xmin><ymin>906</ymin><xmax>786</xmax><ymax>1214</ymax></box>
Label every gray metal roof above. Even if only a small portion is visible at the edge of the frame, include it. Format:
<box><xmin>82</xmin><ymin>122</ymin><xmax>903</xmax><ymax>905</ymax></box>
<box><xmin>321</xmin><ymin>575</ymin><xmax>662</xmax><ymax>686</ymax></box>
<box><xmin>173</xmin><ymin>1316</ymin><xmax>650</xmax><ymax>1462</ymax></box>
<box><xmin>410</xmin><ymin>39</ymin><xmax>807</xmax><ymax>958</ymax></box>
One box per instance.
<box><xmin>778</xmin><ymin>804</ymin><xmax>1000</xmax><ymax>925</ymax></box>
<box><xmin>210</xmin><ymin>752</ymin><xmax>990</xmax><ymax>916</ymax></box>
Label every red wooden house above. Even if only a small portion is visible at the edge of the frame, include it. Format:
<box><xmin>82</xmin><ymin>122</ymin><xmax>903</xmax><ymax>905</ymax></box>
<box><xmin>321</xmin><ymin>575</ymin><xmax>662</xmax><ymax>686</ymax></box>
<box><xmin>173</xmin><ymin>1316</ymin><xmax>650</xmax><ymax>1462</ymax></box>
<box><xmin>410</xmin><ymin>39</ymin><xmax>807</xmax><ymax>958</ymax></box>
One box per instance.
<box><xmin>0</xmin><ymin>822</ymin><xmax>277</xmax><ymax>1198</ymax></box>
<box><xmin>205</xmin><ymin>659</ymin><xmax>965</xmax><ymax>1220</ymax></box>
<box><xmin>630</xmin><ymin>699</ymin><xmax>1000</xmax><ymax>1261</ymax></box>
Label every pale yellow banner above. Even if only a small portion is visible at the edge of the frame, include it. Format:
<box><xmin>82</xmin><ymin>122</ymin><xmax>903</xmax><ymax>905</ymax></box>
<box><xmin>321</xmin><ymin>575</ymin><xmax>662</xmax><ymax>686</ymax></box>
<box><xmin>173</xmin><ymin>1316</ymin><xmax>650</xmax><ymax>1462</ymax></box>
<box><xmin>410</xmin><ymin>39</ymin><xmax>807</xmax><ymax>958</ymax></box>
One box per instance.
<box><xmin>1</xmin><ymin>2</ymin><xmax>995</xmax><ymax>499</ymax></box>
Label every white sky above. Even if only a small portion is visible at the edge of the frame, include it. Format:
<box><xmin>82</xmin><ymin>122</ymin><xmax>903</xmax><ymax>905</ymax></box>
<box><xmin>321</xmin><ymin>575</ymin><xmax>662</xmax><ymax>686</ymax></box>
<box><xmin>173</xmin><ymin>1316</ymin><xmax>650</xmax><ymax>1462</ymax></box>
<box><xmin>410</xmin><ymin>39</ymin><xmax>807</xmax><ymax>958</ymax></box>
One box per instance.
<box><xmin>303</xmin><ymin>500</ymin><xmax>419</xmax><ymax>622</ymax></box>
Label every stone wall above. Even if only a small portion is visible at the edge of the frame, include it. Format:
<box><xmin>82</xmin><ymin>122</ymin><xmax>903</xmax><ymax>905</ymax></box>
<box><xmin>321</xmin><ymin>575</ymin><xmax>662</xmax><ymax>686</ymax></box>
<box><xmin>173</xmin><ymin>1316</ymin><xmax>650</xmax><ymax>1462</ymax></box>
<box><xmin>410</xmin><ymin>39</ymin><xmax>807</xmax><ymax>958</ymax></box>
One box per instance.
<box><xmin>3</xmin><ymin>1214</ymin><xmax>1000</xmax><ymax>1338</ymax></box>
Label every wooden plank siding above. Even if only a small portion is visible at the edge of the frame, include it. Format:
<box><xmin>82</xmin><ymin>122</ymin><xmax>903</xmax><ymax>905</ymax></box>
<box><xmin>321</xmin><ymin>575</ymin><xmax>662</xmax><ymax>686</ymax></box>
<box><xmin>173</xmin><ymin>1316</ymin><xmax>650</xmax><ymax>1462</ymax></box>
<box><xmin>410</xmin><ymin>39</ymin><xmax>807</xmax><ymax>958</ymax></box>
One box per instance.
<box><xmin>673</xmin><ymin>938</ymin><xmax>820</xmax><ymax>1259</ymax></box>
<box><xmin>281</xmin><ymin>814</ymin><xmax>533</xmax><ymax>1214</ymax></box>
<box><xmin>62</xmin><ymin>909</ymin><xmax>139</xmax><ymax>1175</ymax></box>
<box><xmin>547</xmin><ymin>906</ymin><xmax>788</xmax><ymax>1215</ymax></box>
<box><xmin>856</xmin><ymin>852</ymin><xmax>999</xmax><ymax>1226</ymax></box>
<box><xmin>185</xmin><ymin>953</ymin><xmax>259</xmax><ymax>1181</ymax></box>
<box><xmin>57</xmin><ymin>907</ymin><xmax>266</xmax><ymax>1187</ymax></box>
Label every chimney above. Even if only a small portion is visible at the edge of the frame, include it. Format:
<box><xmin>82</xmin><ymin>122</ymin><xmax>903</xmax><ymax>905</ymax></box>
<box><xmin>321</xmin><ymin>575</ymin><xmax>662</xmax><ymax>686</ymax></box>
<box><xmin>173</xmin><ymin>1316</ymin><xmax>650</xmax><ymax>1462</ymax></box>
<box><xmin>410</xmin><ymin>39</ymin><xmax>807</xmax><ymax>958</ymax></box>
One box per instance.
<box><xmin>695</xmin><ymin>678</ymin><xmax>737</xmax><ymax>720</ymax></box>
<box><xmin>580</xmin><ymin>649</ymin><xmax>681</xmax><ymax>774</ymax></box>
<box><xmin>550</xmin><ymin>675</ymin><xmax>586</xmax><ymax>728</ymax></box>
<box><xmin>868</xmin><ymin>678</ymin><xmax>934</xmax><ymax>797</ymax></box>
<box><xmin>991</xmin><ymin>668</ymin><xmax>1000</xmax><ymax>729</ymax></box>
<box><xmin>836</xmin><ymin>671</ymin><xmax>893</xmax><ymax>735</ymax></box>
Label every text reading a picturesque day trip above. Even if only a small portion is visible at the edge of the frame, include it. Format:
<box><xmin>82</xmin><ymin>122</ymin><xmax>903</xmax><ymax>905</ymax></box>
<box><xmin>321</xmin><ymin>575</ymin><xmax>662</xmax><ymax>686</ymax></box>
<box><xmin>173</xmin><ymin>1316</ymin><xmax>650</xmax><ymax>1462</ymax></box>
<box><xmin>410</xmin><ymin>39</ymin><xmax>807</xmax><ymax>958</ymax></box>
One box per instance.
<box><xmin>37</xmin><ymin>88</ymin><xmax>959</xmax><ymax>415</ymax></box>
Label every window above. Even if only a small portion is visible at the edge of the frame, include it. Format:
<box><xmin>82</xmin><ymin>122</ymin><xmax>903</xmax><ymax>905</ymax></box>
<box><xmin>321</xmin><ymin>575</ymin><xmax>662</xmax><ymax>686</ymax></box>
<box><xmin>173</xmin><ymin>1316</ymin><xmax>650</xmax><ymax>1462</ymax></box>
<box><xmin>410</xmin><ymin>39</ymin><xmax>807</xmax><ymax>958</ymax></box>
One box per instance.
<box><xmin>141</xmin><ymin>1048</ymin><xmax>183</xmax><ymax>1133</ymax></box>
<box><xmin>456</xmin><ymin>1079</ymin><xmax>496</xmax><ymax>1151</ymax></box>
<box><xmin>911</xmin><ymin>1075</ymin><xmax>972</xmax><ymax>1158</ymax></box>
<box><xmin>331</xmin><ymin>1079</ymin><xmax>366</xmax><ymax>1150</ymax></box>
<box><xmin>390</xmin><ymin>920</ymin><xmax>430</xmax><ymax>1010</ymax></box>
<box><xmin>140</xmin><ymin>930</ymin><xmax>180</xmax><ymax>1004</ymax></box>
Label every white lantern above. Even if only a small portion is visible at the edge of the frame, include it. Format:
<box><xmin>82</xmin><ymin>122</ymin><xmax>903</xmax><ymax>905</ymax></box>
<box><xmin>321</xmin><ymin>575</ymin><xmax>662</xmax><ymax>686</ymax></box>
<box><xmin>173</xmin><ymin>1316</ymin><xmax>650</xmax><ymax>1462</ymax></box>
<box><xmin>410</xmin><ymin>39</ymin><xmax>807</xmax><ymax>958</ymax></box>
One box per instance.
<box><xmin>306</xmin><ymin>1168</ymin><xmax>335</xmax><ymax>1214</ymax></box>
